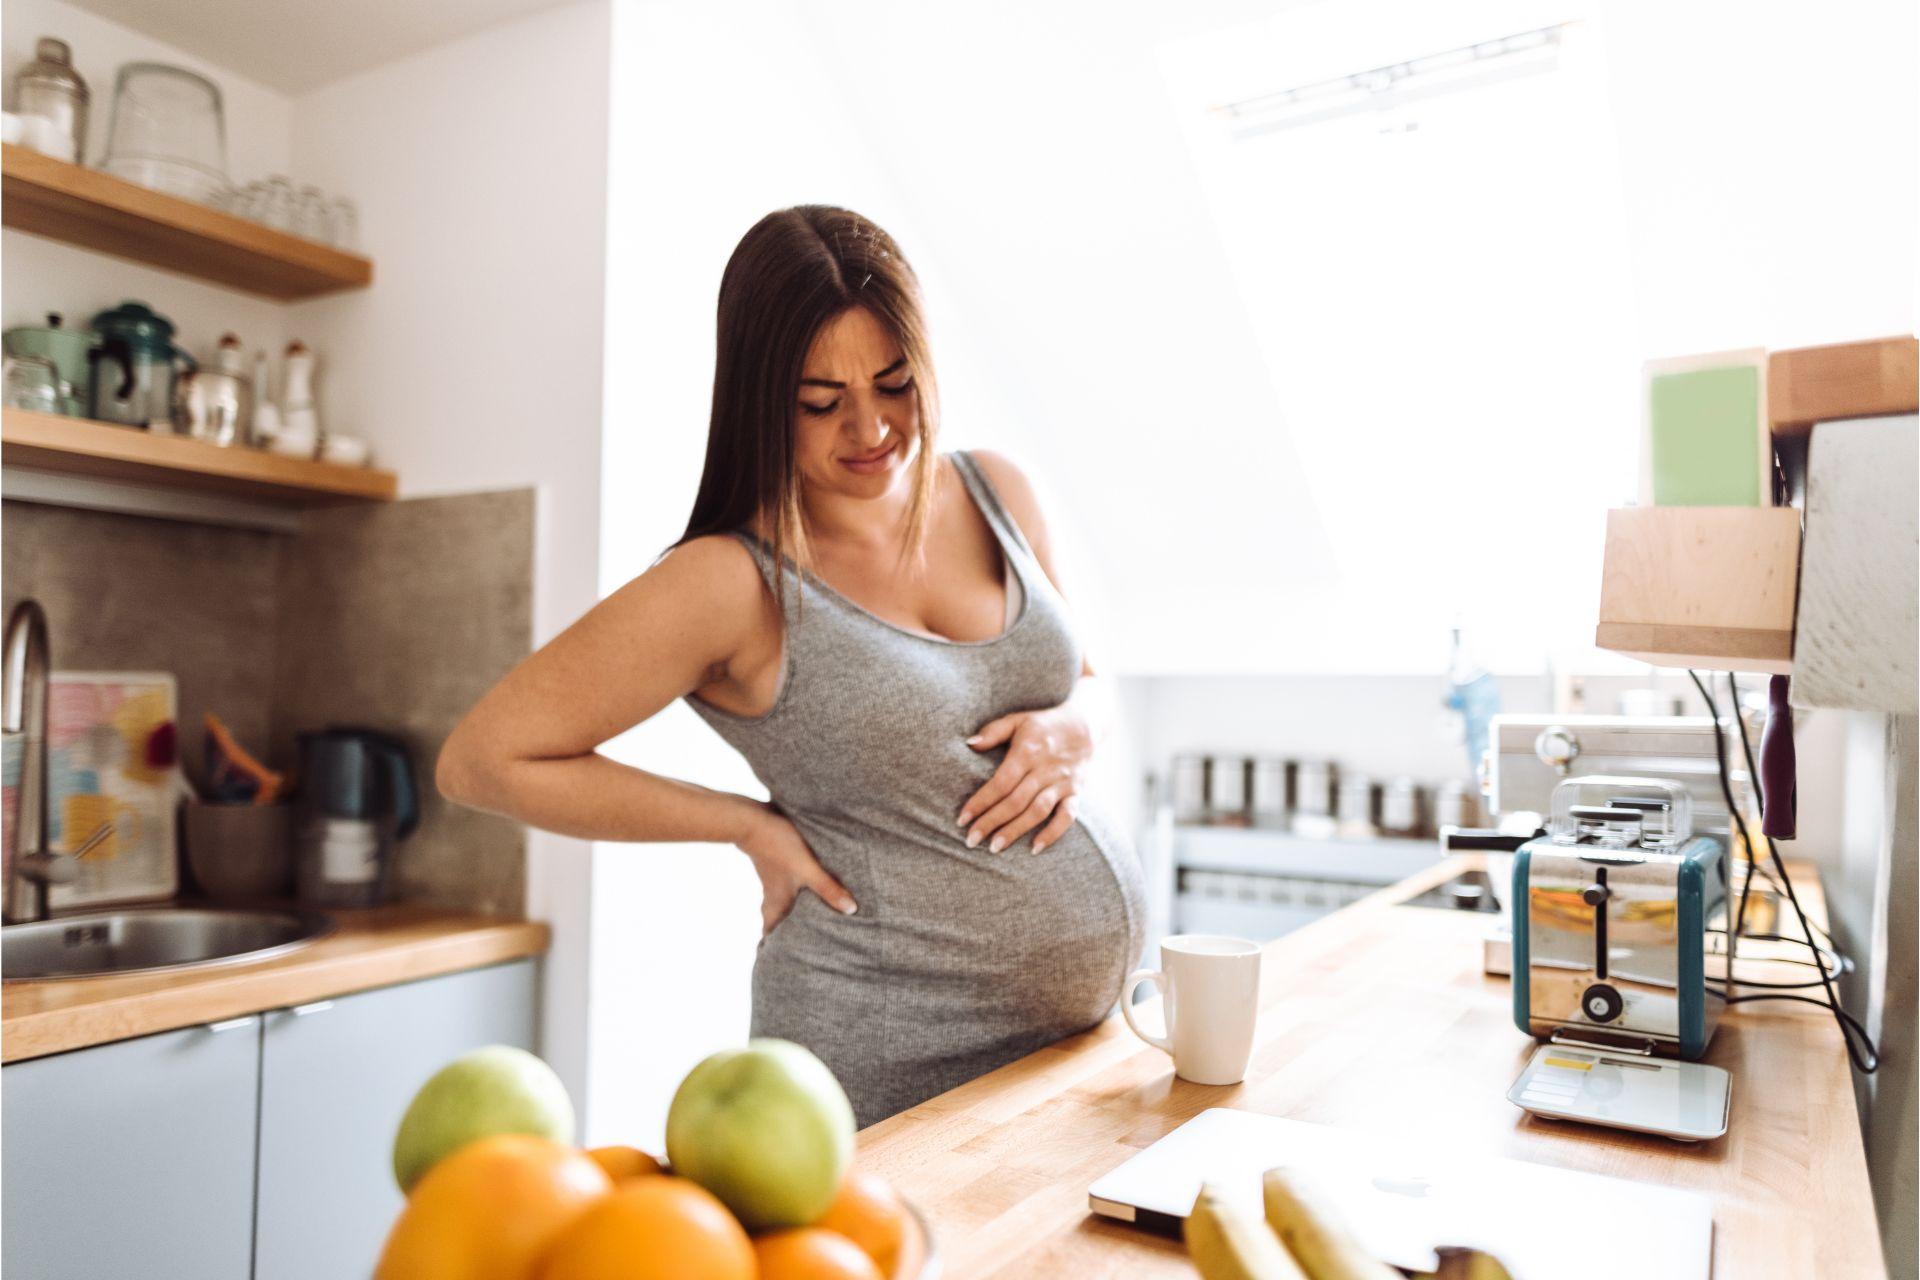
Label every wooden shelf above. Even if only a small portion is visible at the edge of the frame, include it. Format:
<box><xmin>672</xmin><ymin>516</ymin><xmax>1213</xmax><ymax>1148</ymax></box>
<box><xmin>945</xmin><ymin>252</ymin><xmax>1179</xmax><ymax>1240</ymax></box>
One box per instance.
<box><xmin>1595</xmin><ymin>506</ymin><xmax>1800</xmax><ymax>674</ymax></box>
<box><xmin>1</xmin><ymin>144</ymin><xmax>372</xmax><ymax>300</ymax></box>
<box><xmin>1769</xmin><ymin>335</ymin><xmax>1917</xmax><ymax>438</ymax></box>
<box><xmin>2</xmin><ymin>409</ymin><xmax>395</xmax><ymax>505</ymax></box>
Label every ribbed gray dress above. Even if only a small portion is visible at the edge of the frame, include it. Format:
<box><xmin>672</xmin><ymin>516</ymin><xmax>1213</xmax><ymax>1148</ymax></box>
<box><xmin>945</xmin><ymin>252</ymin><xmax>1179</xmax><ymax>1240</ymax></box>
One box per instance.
<box><xmin>685</xmin><ymin>450</ymin><xmax>1147</xmax><ymax>1128</ymax></box>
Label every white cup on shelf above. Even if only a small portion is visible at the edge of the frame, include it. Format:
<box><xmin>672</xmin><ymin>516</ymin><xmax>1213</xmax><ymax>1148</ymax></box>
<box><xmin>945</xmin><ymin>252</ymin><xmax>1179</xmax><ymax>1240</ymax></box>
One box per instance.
<box><xmin>1122</xmin><ymin>933</ymin><xmax>1263</xmax><ymax>1086</ymax></box>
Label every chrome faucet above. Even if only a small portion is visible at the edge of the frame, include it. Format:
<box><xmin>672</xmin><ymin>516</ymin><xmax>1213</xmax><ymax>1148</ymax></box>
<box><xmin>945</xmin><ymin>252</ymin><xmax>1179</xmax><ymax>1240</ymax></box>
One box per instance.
<box><xmin>4</xmin><ymin>600</ymin><xmax>79</xmax><ymax>924</ymax></box>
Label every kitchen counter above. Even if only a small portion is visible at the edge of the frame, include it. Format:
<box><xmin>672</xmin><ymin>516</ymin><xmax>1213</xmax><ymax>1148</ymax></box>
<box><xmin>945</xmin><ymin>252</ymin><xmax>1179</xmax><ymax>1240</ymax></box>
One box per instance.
<box><xmin>2</xmin><ymin>903</ymin><xmax>549</xmax><ymax>1063</ymax></box>
<box><xmin>861</xmin><ymin>856</ymin><xmax>1884</xmax><ymax>1279</ymax></box>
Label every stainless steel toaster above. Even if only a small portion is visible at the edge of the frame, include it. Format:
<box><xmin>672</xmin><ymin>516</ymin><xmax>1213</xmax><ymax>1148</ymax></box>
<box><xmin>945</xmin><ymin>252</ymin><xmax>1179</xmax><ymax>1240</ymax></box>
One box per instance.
<box><xmin>1511</xmin><ymin>775</ymin><xmax>1730</xmax><ymax>1060</ymax></box>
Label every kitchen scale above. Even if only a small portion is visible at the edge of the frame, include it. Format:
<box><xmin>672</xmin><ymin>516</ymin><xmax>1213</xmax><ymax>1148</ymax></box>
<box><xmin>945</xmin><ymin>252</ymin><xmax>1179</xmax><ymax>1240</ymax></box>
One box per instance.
<box><xmin>1507</xmin><ymin>1043</ymin><xmax>1730</xmax><ymax>1141</ymax></box>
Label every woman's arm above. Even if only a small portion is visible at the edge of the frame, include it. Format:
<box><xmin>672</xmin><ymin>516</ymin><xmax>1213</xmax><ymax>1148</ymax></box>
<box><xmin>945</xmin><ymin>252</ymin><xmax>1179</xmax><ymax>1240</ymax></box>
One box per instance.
<box><xmin>437</xmin><ymin>535</ymin><xmax>857</xmax><ymax>922</ymax></box>
<box><xmin>958</xmin><ymin>450</ymin><xmax>1113</xmax><ymax>854</ymax></box>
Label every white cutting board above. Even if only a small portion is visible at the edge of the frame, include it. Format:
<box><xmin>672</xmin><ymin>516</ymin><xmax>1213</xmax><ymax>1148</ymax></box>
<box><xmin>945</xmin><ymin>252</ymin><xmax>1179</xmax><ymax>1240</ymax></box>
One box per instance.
<box><xmin>1088</xmin><ymin>1109</ymin><xmax>1712</xmax><ymax>1280</ymax></box>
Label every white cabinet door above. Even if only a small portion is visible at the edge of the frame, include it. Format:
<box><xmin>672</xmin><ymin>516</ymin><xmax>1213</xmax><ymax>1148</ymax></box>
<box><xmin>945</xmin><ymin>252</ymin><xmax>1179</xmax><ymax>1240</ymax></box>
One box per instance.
<box><xmin>2</xmin><ymin>1014</ymin><xmax>262</xmax><ymax>1280</ymax></box>
<box><xmin>253</xmin><ymin>958</ymin><xmax>539</xmax><ymax>1280</ymax></box>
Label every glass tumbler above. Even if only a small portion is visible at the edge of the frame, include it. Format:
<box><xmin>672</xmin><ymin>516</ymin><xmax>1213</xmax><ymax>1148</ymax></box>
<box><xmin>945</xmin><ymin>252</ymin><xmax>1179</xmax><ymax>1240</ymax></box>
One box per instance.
<box><xmin>328</xmin><ymin>197</ymin><xmax>360</xmax><ymax>251</ymax></box>
<box><xmin>294</xmin><ymin>184</ymin><xmax>331</xmax><ymax>242</ymax></box>
<box><xmin>259</xmin><ymin>175</ymin><xmax>296</xmax><ymax>231</ymax></box>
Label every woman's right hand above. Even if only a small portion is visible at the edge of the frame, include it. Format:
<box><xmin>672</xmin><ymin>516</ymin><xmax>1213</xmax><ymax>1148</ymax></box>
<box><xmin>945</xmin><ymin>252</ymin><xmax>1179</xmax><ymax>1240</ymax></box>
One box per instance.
<box><xmin>735</xmin><ymin>800</ymin><xmax>858</xmax><ymax>935</ymax></box>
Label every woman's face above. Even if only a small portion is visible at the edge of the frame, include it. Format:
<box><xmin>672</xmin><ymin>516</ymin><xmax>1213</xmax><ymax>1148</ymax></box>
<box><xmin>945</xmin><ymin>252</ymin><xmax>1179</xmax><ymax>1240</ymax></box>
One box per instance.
<box><xmin>793</xmin><ymin>306</ymin><xmax>920</xmax><ymax>503</ymax></box>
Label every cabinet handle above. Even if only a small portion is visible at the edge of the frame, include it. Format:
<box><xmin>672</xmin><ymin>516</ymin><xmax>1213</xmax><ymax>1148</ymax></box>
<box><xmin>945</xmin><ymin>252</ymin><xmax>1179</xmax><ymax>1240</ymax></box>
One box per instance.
<box><xmin>203</xmin><ymin>1016</ymin><xmax>256</xmax><ymax>1034</ymax></box>
<box><xmin>288</xmin><ymin>1000</ymin><xmax>333</xmax><ymax>1017</ymax></box>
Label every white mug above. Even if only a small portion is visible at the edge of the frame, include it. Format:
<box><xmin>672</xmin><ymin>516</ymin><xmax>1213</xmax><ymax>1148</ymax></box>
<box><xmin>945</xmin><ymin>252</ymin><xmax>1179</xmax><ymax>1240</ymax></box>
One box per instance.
<box><xmin>1121</xmin><ymin>934</ymin><xmax>1262</xmax><ymax>1085</ymax></box>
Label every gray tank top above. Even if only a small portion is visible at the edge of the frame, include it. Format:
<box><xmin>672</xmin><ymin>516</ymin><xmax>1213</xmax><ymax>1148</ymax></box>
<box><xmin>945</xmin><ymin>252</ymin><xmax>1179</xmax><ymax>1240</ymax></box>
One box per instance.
<box><xmin>685</xmin><ymin>450</ymin><xmax>1147</xmax><ymax>1127</ymax></box>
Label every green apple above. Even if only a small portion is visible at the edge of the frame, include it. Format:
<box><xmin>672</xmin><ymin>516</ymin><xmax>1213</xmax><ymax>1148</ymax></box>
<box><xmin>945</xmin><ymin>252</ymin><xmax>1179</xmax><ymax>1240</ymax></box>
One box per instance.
<box><xmin>665</xmin><ymin>1038</ymin><xmax>855</xmax><ymax>1230</ymax></box>
<box><xmin>391</xmin><ymin>1045</ymin><xmax>574</xmax><ymax>1193</ymax></box>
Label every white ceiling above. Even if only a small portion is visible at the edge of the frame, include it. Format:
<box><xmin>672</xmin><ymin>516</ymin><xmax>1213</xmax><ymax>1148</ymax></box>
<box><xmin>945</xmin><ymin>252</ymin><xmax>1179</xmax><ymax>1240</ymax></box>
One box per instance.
<box><xmin>61</xmin><ymin>0</ymin><xmax>579</xmax><ymax>94</ymax></box>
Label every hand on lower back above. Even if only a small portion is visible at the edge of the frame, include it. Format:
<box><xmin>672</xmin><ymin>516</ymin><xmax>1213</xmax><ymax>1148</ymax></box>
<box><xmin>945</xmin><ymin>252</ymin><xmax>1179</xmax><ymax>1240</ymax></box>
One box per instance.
<box><xmin>736</xmin><ymin>801</ymin><xmax>857</xmax><ymax>933</ymax></box>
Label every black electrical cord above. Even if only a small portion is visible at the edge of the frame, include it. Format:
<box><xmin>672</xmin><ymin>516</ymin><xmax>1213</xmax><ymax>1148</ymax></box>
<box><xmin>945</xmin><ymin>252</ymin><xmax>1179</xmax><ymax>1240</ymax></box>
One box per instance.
<box><xmin>1724</xmin><ymin>993</ymin><xmax>1880</xmax><ymax>1055</ymax></box>
<box><xmin>1694</xmin><ymin>670</ymin><xmax>1880</xmax><ymax>1074</ymax></box>
<box><xmin>1707</xmin><ymin>928</ymin><xmax>1848</xmax><ymax>990</ymax></box>
<box><xmin>1731</xmin><ymin>858</ymin><xmax>1836</xmax><ymax>947</ymax></box>
<box><xmin>1738</xmin><ymin>929</ymin><xmax>1837</xmax><ymax>950</ymax></box>
<box><xmin>1706</xmin><ymin>930</ymin><xmax>1847</xmax><ymax>970</ymax></box>
<box><xmin>1727</xmin><ymin>671</ymin><xmax>1876</xmax><ymax>1067</ymax></box>
<box><xmin>1725</xmin><ymin>678</ymin><xmax>1834</xmax><ymax>953</ymax></box>
<box><xmin>1688</xmin><ymin>670</ymin><xmax>1758</xmax><ymax>950</ymax></box>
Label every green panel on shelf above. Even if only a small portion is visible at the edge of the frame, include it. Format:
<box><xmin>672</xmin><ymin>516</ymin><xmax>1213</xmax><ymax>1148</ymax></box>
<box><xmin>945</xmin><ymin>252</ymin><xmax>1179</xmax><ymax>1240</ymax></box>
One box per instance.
<box><xmin>1648</xmin><ymin>364</ymin><xmax>1763</xmax><ymax>506</ymax></box>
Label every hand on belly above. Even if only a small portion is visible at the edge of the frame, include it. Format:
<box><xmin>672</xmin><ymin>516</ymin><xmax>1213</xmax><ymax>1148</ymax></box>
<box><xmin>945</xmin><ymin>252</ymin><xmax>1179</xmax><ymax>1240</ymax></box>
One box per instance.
<box><xmin>956</xmin><ymin>705</ymin><xmax>1093</xmax><ymax>854</ymax></box>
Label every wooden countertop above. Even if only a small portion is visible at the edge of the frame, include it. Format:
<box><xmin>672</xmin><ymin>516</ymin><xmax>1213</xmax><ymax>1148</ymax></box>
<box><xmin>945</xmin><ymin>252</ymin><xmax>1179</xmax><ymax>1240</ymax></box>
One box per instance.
<box><xmin>2</xmin><ymin>903</ymin><xmax>549</xmax><ymax>1064</ymax></box>
<box><xmin>861</xmin><ymin>856</ymin><xmax>1884</xmax><ymax>1279</ymax></box>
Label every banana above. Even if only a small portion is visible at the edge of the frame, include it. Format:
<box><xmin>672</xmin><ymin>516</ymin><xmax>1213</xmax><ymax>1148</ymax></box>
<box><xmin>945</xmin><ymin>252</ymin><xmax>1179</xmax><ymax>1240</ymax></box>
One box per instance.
<box><xmin>1428</xmin><ymin>1246</ymin><xmax>1518</xmax><ymax>1280</ymax></box>
<box><xmin>1185</xmin><ymin>1181</ymin><xmax>1308</xmax><ymax>1280</ymax></box>
<box><xmin>1260</xmin><ymin>1167</ymin><xmax>1401</xmax><ymax>1280</ymax></box>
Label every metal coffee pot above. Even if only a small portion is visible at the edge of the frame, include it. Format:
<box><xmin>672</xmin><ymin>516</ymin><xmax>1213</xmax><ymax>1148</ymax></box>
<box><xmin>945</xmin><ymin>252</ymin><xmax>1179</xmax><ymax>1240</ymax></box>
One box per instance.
<box><xmin>177</xmin><ymin>333</ymin><xmax>251</xmax><ymax>446</ymax></box>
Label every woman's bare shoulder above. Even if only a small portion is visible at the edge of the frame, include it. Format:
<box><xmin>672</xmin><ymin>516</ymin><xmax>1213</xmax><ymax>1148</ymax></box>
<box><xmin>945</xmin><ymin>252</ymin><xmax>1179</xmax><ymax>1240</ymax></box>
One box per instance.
<box><xmin>612</xmin><ymin>533</ymin><xmax>774</xmax><ymax>635</ymax></box>
<box><xmin>963</xmin><ymin>448</ymin><xmax>1052</xmax><ymax>547</ymax></box>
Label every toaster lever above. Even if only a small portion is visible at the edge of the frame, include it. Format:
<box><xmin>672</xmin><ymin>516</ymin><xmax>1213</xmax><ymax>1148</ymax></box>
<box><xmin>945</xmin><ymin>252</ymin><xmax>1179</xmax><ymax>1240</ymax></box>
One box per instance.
<box><xmin>1590</xmin><ymin>866</ymin><xmax>1610</xmax><ymax>980</ymax></box>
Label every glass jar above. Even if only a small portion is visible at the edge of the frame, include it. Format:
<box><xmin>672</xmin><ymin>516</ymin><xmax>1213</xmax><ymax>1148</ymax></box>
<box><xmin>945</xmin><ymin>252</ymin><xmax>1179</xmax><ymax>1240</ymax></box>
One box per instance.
<box><xmin>3</xmin><ymin>354</ymin><xmax>62</xmax><ymax>414</ymax></box>
<box><xmin>11</xmin><ymin>38</ymin><xmax>89</xmax><ymax>164</ymax></box>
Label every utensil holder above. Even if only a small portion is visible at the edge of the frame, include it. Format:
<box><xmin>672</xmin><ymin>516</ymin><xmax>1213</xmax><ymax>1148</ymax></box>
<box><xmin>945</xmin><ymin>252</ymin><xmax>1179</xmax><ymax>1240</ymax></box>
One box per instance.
<box><xmin>183</xmin><ymin>801</ymin><xmax>292</xmax><ymax>902</ymax></box>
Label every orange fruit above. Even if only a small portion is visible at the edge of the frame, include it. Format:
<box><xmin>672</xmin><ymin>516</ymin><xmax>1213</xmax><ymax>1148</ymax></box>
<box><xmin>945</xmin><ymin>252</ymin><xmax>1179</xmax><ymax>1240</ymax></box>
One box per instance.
<box><xmin>755</xmin><ymin>1227</ymin><xmax>885</xmax><ymax>1280</ymax></box>
<box><xmin>585</xmin><ymin>1144</ymin><xmax>665</xmax><ymax>1181</ymax></box>
<box><xmin>375</xmin><ymin>1133</ymin><xmax>611</xmax><ymax>1280</ymax></box>
<box><xmin>816</xmin><ymin>1171</ymin><xmax>909</xmax><ymax>1275</ymax></box>
<box><xmin>538</xmin><ymin>1177</ymin><xmax>755</xmax><ymax>1280</ymax></box>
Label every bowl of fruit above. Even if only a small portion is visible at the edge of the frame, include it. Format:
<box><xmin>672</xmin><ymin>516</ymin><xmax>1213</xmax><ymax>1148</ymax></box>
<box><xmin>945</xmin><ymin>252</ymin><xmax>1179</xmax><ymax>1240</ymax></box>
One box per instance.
<box><xmin>377</xmin><ymin>1039</ymin><xmax>934</xmax><ymax>1279</ymax></box>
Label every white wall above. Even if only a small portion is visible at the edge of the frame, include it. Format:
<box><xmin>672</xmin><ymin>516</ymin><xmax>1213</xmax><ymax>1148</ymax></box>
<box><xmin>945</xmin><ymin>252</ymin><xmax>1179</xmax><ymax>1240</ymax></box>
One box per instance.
<box><xmin>3</xmin><ymin>0</ymin><xmax>295</xmax><ymax>376</ymax></box>
<box><xmin>1601</xmin><ymin>0</ymin><xmax>1918</xmax><ymax>355</ymax></box>
<box><xmin>587</xmin><ymin>0</ymin><xmax>943</xmax><ymax>1147</ymax></box>
<box><xmin>777</xmin><ymin>0</ymin><xmax>1919</xmax><ymax>675</ymax></box>
<box><xmin>585</xmin><ymin>0</ymin><xmax>1902</xmax><ymax>1141</ymax></box>
<box><xmin>287</xmin><ymin>0</ymin><xmax>612</xmax><ymax>1116</ymax></box>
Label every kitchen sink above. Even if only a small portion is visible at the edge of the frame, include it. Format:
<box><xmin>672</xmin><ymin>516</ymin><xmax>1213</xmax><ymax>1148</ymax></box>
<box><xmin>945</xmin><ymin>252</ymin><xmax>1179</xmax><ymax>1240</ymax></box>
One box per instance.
<box><xmin>2</xmin><ymin>907</ymin><xmax>335</xmax><ymax>981</ymax></box>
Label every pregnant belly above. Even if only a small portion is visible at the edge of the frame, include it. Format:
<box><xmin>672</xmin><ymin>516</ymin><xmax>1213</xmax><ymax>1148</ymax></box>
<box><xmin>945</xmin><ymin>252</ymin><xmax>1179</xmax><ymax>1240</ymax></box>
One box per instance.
<box><xmin>753</xmin><ymin>805</ymin><xmax>1145</xmax><ymax>1127</ymax></box>
<box><xmin>764</xmin><ymin>804</ymin><xmax>1146</xmax><ymax>1019</ymax></box>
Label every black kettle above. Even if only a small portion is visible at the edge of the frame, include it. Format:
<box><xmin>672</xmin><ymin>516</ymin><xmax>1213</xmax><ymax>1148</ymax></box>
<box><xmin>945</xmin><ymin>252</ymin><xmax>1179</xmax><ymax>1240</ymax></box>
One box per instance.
<box><xmin>292</xmin><ymin>727</ymin><xmax>420</xmax><ymax>908</ymax></box>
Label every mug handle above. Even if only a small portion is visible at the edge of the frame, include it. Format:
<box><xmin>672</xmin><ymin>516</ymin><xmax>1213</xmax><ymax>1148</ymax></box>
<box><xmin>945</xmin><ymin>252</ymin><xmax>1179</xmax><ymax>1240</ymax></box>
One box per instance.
<box><xmin>1121</xmin><ymin>968</ymin><xmax>1173</xmax><ymax>1053</ymax></box>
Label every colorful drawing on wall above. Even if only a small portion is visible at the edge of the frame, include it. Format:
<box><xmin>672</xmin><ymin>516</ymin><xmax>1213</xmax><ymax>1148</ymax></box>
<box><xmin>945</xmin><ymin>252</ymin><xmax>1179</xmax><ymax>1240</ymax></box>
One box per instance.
<box><xmin>0</xmin><ymin>672</ymin><xmax>179</xmax><ymax>909</ymax></box>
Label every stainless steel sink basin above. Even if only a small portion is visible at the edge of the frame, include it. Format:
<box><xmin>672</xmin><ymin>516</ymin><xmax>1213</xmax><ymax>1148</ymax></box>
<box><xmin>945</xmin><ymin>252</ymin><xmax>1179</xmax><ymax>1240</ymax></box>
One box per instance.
<box><xmin>2</xmin><ymin>907</ymin><xmax>335</xmax><ymax>981</ymax></box>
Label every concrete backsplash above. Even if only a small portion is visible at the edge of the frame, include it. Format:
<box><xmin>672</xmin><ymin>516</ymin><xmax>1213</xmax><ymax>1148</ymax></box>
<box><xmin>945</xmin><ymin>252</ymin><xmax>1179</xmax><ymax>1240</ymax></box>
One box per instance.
<box><xmin>271</xmin><ymin>490</ymin><xmax>533</xmax><ymax>916</ymax></box>
<box><xmin>1</xmin><ymin>489</ymin><xmax>533</xmax><ymax>916</ymax></box>
<box><xmin>2</xmin><ymin>503</ymin><xmax>282</xmax><ymax>775</ymax></box>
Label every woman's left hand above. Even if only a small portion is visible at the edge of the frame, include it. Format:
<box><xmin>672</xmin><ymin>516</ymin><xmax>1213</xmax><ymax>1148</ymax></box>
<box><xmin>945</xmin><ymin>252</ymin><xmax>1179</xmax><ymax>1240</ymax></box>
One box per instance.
<box><xmin>958</xmin><ymin>706</ymin><xmax>1092</xmax><ymax>854</ymax></box>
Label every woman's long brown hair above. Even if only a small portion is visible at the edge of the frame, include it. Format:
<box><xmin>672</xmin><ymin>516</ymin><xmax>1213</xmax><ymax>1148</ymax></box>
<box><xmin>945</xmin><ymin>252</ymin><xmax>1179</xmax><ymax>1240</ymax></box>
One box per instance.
<box><xmin>675</xmin><ymin>205</ymin><xmax>942</xmax><ymax>614</ymax></box>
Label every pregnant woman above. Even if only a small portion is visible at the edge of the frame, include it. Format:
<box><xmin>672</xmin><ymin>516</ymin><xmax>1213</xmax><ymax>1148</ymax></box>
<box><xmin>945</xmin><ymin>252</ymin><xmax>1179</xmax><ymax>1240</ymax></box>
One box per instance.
<box><xmin>437</xmin><ymin>205</ymin><xmax>1145</xmax><ymax>1126</ymax></box>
